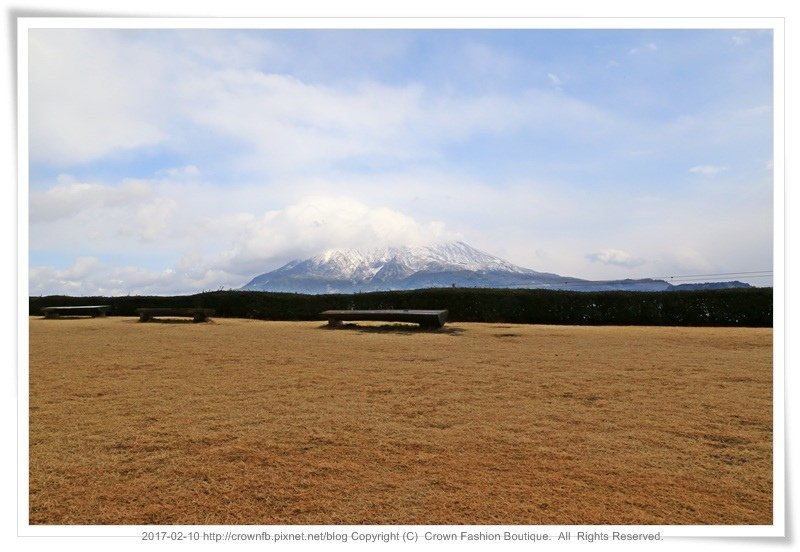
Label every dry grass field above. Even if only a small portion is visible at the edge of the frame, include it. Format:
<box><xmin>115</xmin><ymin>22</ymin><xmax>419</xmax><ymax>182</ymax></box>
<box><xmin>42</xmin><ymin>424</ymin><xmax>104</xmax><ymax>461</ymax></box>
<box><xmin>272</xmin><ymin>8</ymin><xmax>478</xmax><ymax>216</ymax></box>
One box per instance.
<box><xmin>28</xmin><ymin>317</ymin><xmax>772</xmax><ymax>525</ymax></box>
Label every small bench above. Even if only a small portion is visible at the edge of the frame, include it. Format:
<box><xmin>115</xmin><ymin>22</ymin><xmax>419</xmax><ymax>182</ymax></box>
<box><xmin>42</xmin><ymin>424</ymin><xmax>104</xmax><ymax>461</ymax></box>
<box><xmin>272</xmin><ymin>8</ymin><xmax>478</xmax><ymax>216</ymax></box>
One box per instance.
<box><xmin>136</xmin><ymin>308</ymin><xmax>215</xmax><ymax>323</ymax></box>
<box><xmin>41</xmin><ymin>305</ymin><xmax>110</xmax><ymax>318</ymax></box>
<box><xmin>320</xmin><ymin>309</ymin><xmax>448</xmax><ymax>329</ymax></box>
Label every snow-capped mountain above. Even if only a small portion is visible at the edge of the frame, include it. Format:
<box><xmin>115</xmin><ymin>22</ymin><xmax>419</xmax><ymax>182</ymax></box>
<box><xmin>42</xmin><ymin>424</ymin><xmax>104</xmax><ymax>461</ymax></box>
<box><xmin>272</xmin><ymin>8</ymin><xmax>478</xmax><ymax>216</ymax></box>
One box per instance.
<box><xmin>241</xmin><ymin>241</ymin><xmax>749</xmax><ymax>294</ymax></box>
<box><xmin>299</xmin><ymin>241</ymin><xmax>529</xmax><ymax>279</ymax></box>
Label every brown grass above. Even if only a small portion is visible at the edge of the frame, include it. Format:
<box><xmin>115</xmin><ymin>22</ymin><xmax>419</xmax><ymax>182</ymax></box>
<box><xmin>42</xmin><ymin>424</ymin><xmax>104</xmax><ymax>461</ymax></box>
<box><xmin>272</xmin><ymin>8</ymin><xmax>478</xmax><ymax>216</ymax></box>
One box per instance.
<box><xmin>28</xmin><ymin>317</ymin><xmax>772</xmax><ymax>525</ymax></box>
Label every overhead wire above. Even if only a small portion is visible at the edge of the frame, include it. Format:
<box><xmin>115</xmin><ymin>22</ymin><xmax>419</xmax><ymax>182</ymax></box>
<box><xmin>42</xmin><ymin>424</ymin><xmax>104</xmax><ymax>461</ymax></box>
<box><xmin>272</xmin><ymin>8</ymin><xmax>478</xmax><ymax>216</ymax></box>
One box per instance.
<box><xmin>550</xmin><ymin>269</ymin><xmax>773</xmax><ymax>287</ymax></box>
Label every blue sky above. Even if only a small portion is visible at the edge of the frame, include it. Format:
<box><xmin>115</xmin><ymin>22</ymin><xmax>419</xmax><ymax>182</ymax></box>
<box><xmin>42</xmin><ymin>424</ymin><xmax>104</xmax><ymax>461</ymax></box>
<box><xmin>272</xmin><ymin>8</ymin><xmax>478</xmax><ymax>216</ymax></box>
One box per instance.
<box><xmin>27</xmin><ymin>27</ymin><xmax>774</xmax><ymax>295</ymax></box>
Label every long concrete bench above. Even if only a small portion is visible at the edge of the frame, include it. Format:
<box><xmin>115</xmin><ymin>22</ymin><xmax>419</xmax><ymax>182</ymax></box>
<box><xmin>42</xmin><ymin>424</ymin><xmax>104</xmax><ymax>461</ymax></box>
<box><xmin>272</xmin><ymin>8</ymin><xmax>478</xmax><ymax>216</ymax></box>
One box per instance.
<box><xmin>136</xmin><ymin>308</ymin><xmax>215</xmax><ymax>322</ymax></box>
<box><xmin>320</xmin><ymin>309</ymin><xmax>448</xmax><ymax>329</ymax></box>
<box><xmin>41</xmin><ymin>305</ymin><xmax>110</xmax><ymax>318</ymax></box>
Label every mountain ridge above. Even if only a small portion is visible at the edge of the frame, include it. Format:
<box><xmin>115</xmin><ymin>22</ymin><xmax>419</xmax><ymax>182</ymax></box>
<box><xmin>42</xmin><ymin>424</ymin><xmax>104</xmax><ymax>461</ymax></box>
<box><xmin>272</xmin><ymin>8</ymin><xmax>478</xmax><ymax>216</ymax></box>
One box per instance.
<box><xmin>240</xmin><ymin>241</ymin><xmax>752</xmax><ymax>294</ymax></box>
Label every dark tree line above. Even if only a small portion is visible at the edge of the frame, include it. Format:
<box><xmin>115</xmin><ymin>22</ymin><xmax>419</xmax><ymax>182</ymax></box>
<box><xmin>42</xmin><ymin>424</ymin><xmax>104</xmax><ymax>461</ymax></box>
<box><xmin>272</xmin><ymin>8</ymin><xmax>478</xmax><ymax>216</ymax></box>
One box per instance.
<box><xmin>29</xmin><ymin>287</ymin><xmax>772</xmax><ymax>327</ymax></box>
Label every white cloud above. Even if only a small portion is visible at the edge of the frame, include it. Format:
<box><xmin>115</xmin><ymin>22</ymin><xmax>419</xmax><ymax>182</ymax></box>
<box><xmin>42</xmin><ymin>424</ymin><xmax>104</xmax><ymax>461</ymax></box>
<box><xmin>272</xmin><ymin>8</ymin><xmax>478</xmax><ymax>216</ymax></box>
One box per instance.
<box><xmin>29</xmin><ymin>178</ymin><xmax>152</xmax><ymax>223</ymax></box>
<box><xmin>131</xmin><ymin>197</ymin><xmax>179</xmax><ymax>243</ymax></box>
<box><xmin>180</xmin><ymin>69</ymin><xmax>534</xmax><ymax>171</ymax></box>
<box><xmin>28</xmin><ymin>30</ymin><xmax>169</xmax><ymax>165</ymax></box>
<box><xmin>170</xmin><ymin>30</ymin><xmax>282</xmax><ymax>69</ymax></box>
<box><xmin>180</xmin><ymin>71</ymin><xmax>429</xmax><ymax>170</ymax></box>
<box><xmin>30</xmin><ymin>257</ymin><xmax>102</xmax><ymax>294</ymax></box>
<box><xmin>61</xmin><ymin>256</ymin><xmax>102</xmax><ymax>281</ymax></box>
<box><xmin>585</xmin><ymin>248</ymin><xmax>647</xmax><ymax>268</ymax></box>
<box><xmin>29</xmin><ymin>257</ymin><xmax>242</xmax><ymax>297</ymax></box>
<box><xmin>689</xmin><ymin>165</ymin><xmax>727</xmax><ymax>176</ymax></box>
<box><xmin>216</xmin><ymin>196</ymin><xmax>454</xmax><ymax>277</ymax></box>
<box><xmin>29</xmin><ymin>176</ymin><xmax>185</xmax><ymax>253</ymax></box>
<box><xmin>169</xmin><ymin>64</ymin><xmax>620</xmax><ymax>174</ymax></box>
<box><xmin>29</xmin><ymin>30</ymin><xmax>624</xmax><ymax>174</ymax></box>
<box><xmin>28</xmin><ymin>30</ymin><xmax>305</xmax><ymax>167</ymax></box>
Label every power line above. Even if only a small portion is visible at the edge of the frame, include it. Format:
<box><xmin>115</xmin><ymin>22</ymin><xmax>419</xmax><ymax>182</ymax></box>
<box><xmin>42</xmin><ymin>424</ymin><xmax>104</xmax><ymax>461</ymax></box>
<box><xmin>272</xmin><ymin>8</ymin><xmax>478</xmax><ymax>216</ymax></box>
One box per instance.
<box><xmin>659</xmin><ymin>274</ymin><xmax>773</xmax><ymax>283</ymax></box>
<box><xmin>551</xmin><ymin>269</ymin><xmax>773</xmax><ymax>287</ymax></box>
<box><xmin>658</xmin><ymin>270</ymin><xmax>773</xmax><ymax>280</ymax></box>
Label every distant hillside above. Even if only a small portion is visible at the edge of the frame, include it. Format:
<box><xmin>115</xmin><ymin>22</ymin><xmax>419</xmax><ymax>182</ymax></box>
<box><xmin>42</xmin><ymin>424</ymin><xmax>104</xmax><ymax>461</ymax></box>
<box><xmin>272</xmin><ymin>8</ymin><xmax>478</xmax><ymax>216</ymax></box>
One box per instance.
<box><xmin>670</xmin><ymin>281</ymin><xmax>752</xmax><ymax>291</ymax></box>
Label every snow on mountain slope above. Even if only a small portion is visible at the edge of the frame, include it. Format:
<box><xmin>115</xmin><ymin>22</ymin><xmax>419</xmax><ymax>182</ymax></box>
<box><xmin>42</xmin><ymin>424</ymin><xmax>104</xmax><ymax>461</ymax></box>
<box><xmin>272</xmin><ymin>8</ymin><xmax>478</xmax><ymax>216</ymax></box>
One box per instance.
<box><xmin>297</xmin><ymin>241</ymin><xmax>533</xmax><ymax>278</ymax></box>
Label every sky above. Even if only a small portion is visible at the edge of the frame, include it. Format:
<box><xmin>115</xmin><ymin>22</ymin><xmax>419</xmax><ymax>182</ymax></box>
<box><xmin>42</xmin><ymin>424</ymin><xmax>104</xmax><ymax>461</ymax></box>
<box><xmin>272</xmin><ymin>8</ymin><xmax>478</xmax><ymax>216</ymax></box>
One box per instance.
<box><xmin>25</xmin><ymin>26</ymin><xmax>775</xmax><ymax>295</ymax></box>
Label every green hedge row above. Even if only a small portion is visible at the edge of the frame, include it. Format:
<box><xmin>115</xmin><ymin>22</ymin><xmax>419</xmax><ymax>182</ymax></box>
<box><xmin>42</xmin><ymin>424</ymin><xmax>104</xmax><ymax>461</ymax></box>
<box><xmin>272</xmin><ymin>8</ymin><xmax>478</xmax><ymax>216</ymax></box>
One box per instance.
<box><xmin>29</xmin><ymin>287</ymin><xmax>773</xmax><ymax>327</ymax></box>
